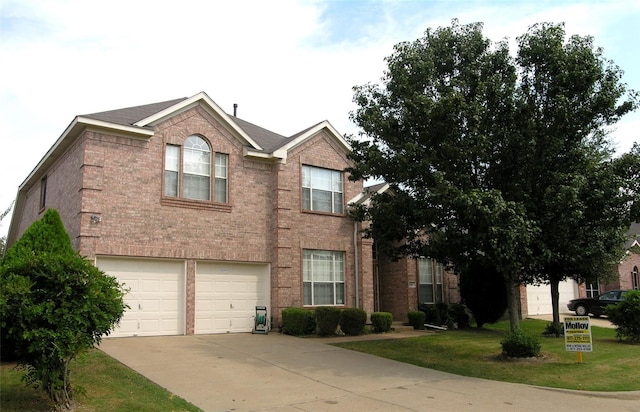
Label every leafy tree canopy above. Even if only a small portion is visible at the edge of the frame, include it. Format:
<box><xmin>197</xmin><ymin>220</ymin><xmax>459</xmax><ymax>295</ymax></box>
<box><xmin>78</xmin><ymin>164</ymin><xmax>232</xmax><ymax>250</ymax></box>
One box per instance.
<box><xmin>347</xmin><ymin>20</ymin><xmax>638</xmax><ymax>330</ymax></box>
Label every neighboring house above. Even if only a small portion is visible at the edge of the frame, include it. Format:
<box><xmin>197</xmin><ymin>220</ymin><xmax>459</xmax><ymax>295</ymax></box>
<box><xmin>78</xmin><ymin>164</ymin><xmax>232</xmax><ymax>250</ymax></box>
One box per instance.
<box><xmin>585</xmin><ymin>222</ymin><xmax>640</xmax><ymax>295</ymax></box>
<box><xmin>6</xmin><ymin>92</ymin><xmax>376</xmax><ymax>337</ymax></box>
<box><xmin>522</xmin><ymin>223</ymin><xmax>640</xmax><ymax>316</ymax></box>
<box><xmin>351</xmin><ymin>183</ymin><xmax>462</xmax><ymax>321</ymax></box>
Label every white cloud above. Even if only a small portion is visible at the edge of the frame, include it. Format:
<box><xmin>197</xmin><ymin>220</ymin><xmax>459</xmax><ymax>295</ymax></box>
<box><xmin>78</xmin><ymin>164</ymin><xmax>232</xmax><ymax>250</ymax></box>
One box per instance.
<box><xmin>1</xmin><ymin>0</ymin><xmax>638</xmax><ymax>237</ymax></box>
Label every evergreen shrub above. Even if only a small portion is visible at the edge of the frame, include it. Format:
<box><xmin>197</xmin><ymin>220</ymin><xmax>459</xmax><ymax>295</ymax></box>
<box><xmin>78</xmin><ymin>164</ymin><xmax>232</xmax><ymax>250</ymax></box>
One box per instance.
<box><xmin>339</xmin><ymin>308</ymin><xmax>367</xmax><ymax>336</ymax></box>
<box><xmin>501</xmin><ymin>329</ymin><xmax>541</xmax><ymax>358</ymax></box>
<box><xmin>407</xmin><ymin>311</ymin><xmax>426</xmax><ymax>329</ymax></box>
<box><xmin>315</xmin><ymin>306</ymin><xmax>342</xmax><ymax>336</ymax></box>
<box><xmin>281</xmin><ymin>308</ymin><xmax>315</xmax><ymax>336</ymax></box>
<box><xmin>370</xmin><ymin>312</ymin><xmax>393</xmax><ymax>333</ymax></box>
<box><xmin>448</xmin><ymin>303</ymin><xmax>470</xmax><ymax>329</ymax></box>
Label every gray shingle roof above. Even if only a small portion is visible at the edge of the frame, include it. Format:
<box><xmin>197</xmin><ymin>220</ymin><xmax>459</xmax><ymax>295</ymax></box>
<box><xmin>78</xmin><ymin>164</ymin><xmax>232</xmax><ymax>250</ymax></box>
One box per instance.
<box><xmin>82</xmin><ymin>96</ymin><xmax>307</xmax><ymax>153</ymax></box>
<box><xmin>82</xmin><ymin>98</ymin><xmax>188</xmax><ymax>127</ymax></box>
<box><xmin>229</xmin><ymin>116</ymin><xmax>288</xmax><ymax>153</ymax></box>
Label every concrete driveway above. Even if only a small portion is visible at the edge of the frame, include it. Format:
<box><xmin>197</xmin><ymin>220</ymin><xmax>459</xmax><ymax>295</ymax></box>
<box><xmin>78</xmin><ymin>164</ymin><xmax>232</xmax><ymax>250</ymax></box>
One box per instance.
<box><xmin>99</xmin><ymin>332</ymin><xmax>640</xmax><ymax>412</ymax></box>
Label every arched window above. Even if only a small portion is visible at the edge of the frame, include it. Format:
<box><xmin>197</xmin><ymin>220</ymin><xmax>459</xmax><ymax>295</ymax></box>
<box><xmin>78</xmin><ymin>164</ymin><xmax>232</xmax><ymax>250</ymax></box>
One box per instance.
<box><xmin>164</xmin><ymin>136</ymin><xmax>228</xmax><ymax>202</ymax></box>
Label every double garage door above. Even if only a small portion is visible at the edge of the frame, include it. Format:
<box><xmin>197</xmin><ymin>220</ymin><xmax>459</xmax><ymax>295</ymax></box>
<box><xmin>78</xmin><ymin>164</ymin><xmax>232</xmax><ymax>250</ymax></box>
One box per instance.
<box><xmin>97</xmin><ymin>257</ymin><xmax>269</xmax><ymax>337</ymax></box>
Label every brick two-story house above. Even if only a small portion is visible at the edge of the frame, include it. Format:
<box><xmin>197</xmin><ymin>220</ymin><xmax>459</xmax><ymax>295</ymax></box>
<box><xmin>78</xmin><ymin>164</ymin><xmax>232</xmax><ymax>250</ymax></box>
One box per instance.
<box><xmin>7</xmin><ymin>92</ymin><xmax>377</xmax><ymax>337</ymax></box>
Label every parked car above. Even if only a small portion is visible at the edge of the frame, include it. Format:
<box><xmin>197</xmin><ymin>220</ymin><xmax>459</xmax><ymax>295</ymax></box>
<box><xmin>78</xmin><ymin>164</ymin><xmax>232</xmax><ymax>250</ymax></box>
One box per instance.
<box><xmin>567</xmin><ymin>290</ymin><xmax>628</xmax><ymax>317</ymax></box>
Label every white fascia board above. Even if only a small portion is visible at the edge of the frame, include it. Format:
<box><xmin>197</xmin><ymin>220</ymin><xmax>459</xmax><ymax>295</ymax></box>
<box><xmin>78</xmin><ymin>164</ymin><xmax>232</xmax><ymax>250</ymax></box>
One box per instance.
<box><xmin>77</xmin><ymin>117</ymin><xmax>155</xmax><ymax>137</ymax></box>
<box><xmin>243</xmin><ymin>147</ymin><xmax>288</xmax><ymax>163</ymax></box>
<box><xmin>347</xmin><ymin>183</ymin><xmax>390</xmax><ymax>206</ymax></box>
<box><xmin>282</xmin><ymin>120</ymin><xmax>352</xmax><ymax>154</ymax></box>
<box><xmin>134</xmin><ymin>91</ymin><xmax>263</xmax><ymax>151</ymax></box>
<box><xmin>359</xmin><ymin>183</ymin><xmax>390</xmax><ymax>207</ymax></box>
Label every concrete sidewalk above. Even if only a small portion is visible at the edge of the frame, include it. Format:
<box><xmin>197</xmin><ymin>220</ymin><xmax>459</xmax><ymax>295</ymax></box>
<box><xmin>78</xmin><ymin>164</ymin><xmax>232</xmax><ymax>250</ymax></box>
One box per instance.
<box><xmin>99</xmin><ymin>332</ymin><xmax>640</xmax><ymax>412</ymax></box>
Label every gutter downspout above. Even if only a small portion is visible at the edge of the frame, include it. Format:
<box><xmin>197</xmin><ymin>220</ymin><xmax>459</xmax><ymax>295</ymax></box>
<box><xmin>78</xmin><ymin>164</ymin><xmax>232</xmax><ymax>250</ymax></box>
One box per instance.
<box><xmin>354</xmin><ymin>221</ymin><xmax>360</xmax><ymax>309</ymax></box>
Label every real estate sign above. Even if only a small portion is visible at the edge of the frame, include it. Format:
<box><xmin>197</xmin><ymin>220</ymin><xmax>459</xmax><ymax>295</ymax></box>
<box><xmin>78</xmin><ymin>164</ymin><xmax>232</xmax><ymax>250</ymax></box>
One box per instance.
<box><xmin>564</xmin><ymin>316</ymin><xmax>592</xmax><ymax>352</ymax></box>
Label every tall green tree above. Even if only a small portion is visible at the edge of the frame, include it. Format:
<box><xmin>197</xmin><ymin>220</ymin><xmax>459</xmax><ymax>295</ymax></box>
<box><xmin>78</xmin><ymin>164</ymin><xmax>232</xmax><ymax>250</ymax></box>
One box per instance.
<box><xmin>0</xmin><ymin>209</ymin><xmax>126</xmax><ymax>411</ymax></box>
<box><xmin>347</xmin><ymin>20</ymin><xmax>637</xmax><ymax>331</ymax></box>
<box><xmin>512</xmin><ymin>23</ymin><xmax>638</xmax><ymax>329</ymax></box>
<box><xmin>347</xmin><ymin>20</ymin><xmax>532</xmax><ymax>330</ymax></box>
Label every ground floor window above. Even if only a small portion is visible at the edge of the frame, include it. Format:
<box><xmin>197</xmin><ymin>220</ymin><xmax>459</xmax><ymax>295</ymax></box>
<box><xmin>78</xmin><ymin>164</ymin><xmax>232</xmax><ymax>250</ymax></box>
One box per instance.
<box><xmin>303</xmin><ymin>250</ymin><xmax>345</xmax><ymax>306</ymax></box>
<box><xmin>418</xmin><ymin>258</ymin><xmax>443</xmax><ymax>304</ymax></box>
<box><xmin>586</xmin><ymin>282</ymin><xmax>599</xmax><ymax>298</ymax></box>
<box><xmin>633</xmin><ymin>266</ymin><xmax>638</xmax><ymax>290</ymax></box>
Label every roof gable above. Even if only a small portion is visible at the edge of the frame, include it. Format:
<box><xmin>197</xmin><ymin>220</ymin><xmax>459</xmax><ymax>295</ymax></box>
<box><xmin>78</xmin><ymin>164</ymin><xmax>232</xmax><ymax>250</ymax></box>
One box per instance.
<box><xmin>133</xmin><ymin>92</ymin><xmax>263</xmax><ymax>150</ymax></box>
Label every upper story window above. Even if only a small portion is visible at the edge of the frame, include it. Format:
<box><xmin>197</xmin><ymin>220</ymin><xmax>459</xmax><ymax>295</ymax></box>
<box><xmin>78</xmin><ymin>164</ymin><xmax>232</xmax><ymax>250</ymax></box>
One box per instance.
<box><xmin>164</xmin><ymin>136</ymin><xmax>228</xmax><ymax>203</ymax></box>
<box><xmin>302</xmin><ymin>165</ymin><xmax>343</xmax><ymax>214</ymax></box>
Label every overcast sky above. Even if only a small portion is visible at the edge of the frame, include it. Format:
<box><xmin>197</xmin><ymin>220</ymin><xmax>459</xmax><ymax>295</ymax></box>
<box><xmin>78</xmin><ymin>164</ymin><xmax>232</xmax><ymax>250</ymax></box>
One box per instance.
<box><xmin>1</xmin><ymin>0</ymin><xmax>639</xmax><ymax>238</ymax></box>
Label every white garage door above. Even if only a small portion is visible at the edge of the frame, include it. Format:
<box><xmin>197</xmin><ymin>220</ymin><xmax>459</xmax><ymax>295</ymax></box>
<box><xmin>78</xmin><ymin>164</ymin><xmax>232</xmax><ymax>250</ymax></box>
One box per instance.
<box><xmin>527</xmin><ymin>279</ymin><xmax>578</xmax><ymax>316</ymax></box>
<box><xmin>195</xmin><ymin>262</ymin><xmax>269</xmax><ymax>334</ymax></box>
<box><xmin>97</xmin><ymin>257</ymin><xmax>185</xmax><ymax>338</ymax></box>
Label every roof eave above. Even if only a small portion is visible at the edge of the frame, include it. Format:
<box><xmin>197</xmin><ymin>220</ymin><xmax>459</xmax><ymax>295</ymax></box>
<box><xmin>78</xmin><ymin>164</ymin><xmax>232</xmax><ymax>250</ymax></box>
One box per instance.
<box><xmin>243</xmin><ymin>147</ymin><xmax>288</xmax><ymax>163</ymax></box>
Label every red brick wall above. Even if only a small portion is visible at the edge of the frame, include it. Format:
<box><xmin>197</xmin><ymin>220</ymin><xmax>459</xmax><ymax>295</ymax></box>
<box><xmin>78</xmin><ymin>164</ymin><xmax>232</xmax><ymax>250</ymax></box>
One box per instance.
<box><xmin>13</xmin><ymin>136</ymin><xmax>85</xmax><ymax>249</ymax></box>
<box><xmin>269</xmin><ymin>131</ymin><xmax>365</xmax><ymax>325</ymax></box>
<box><xmin>12</xmin><ymin>106</ymin><xmax>366</xmax><ymax>333</ymax></box>
<box><xmin>378</xmin><ymin>256</ymin><xmax>412</xmax><ymax>321</ymax></box>
<box><xmin>613</xmin><ymin>252</ymin><xmax>640</xmax><ymax>291</ymax></box>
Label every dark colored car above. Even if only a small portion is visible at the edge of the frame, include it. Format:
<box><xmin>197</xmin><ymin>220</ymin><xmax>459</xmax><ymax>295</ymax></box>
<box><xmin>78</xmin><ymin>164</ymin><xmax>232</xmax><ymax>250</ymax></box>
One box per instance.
<box><xmin>567</xmin><ymin>289</ymin><xmax>627</xmax><ymax>317</ymax></box>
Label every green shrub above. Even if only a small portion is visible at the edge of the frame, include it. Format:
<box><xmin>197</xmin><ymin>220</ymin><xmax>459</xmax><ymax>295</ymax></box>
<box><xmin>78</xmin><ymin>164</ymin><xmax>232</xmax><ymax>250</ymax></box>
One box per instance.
<box><xmin>340</xmin><ymin>308</ymin><xmax>367</xmax><ymax>336</ymax></box>
<box><xmin>606</xmin><ymin>290</ymin><xmax>640</xmax><ymax>342</ymax></box>
<box><xmin>501</xmin><ymin>329</ymin><xmax>541</xmax><ymax>358</ymax></box>
<box><xmin>419</xmin><ymin>304</ymin><xmax>440</xmax><ymax>325</ymax></box>
<box><xmin>407</xmin><ymin>311</ymin><xmax>426</xmax><ymax>330</ymax></box>
<box><xmin>315</xmin><ymin>306</ymin><xmax>342</xmax><ymax>336</ymax></box>
<box><xmin>448</xmin><ymin>303</ymin><xmax>470</xmax><ymax>329</ymax></box>
<box><xmin>0</xmin><ymin>209</ymin><xmax>126</xmax><ymax>409</ymax></box>
<box><xmin>543</xmin><ymin>322</ymin><xmax>564</xmax><ymax>337</ymax></box>
<box><xmin>436</xmin><ymin>302</ymin><xmax>451</xmax><ymax>327</ymax></box>
<box><xmin>281</xmin><ymin>308</ymin><xmax>315</xmax><ymax>336</ymax></box>
<box><xmin>371</xmin><ymin>312</ymin><xmax>393</xmax><ymax>333</ymax></box>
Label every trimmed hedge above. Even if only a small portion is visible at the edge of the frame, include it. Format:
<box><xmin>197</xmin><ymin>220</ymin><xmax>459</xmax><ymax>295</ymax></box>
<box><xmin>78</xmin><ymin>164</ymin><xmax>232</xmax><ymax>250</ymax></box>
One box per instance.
<box><xmin>370</xmin><ymin>312</ymin><xmax>393</xmax><ymax>333</ymax></box>
<box><xmin>407</xmin><ymin>311</ymin><xmax>426</xmax><ymax>330</ymax></box>
<box><xmin>315</xmin><ymin>306</ymin><xmax>342</xmax><ymax>336</ymax></box>
<box><xmin>281</xmin><ymin>308</ymin><xmax>315</xmax><ymax>336</ymax></box>
<box><xmin>340</xmin><ymin>308</ymin><xmax>367</xmax><ymax>336</ymax></box>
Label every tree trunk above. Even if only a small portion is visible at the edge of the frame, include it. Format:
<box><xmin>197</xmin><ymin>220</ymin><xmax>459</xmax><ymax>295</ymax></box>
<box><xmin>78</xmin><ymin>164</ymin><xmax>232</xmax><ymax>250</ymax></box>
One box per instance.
<box><xmin>550</xmin><ymin>275</ymin><xmax>561</xmax><ymax>325</ymax></box>
<box><xmin>505</xmin><ymin>278</ymin><xmax>521</xmax><ymax>330</ymax></box>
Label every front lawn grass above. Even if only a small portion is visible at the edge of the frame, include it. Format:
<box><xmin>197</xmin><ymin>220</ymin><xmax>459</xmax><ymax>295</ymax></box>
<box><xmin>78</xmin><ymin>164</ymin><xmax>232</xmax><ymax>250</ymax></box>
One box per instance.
<box><xmin>1</xmin><ymin>349</ymin><xmax>202</xmax><ymax>411</ymax></box>
<box><xmin>334</xmin><ymin>318</ymin><xmax>640</xmax><ymax>392</ymax></box>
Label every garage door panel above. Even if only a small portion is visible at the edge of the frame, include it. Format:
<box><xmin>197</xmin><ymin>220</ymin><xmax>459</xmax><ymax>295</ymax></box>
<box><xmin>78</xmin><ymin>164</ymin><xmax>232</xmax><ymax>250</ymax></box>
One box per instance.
<box><xmin>97</xmin><ymin>257</ymin><xmax>185</xmax><ymax>338</ymax></box>
<box><xmin>195</xmin><ymin>262</ymin><xmax>269</xmax><ymax>334</ymax></box>
<box><xmin>527</xmin><ymin>280</ymin><xmax>578</xmax><ymax>316</ymax></box>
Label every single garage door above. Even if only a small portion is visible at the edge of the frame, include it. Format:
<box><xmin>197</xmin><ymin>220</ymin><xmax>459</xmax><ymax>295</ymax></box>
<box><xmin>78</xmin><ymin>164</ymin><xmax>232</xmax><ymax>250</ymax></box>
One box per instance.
<box><xmin>527</xmin><ymin>279</ymin><xmax>578</xmax><ymax>316</ymax></box>
<box><xmin>97</xmin><ymin>257</ymin><xmax>186</xmax><ymax>338</ymax></box>
<box><xmin>195</xmin><ymin>262</ymin><xmax>269</xmax><ymax>334</ymax></box>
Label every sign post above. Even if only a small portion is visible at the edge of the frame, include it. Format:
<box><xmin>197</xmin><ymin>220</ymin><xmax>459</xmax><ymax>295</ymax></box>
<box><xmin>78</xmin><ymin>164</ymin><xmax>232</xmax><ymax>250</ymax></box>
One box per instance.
<box><xmin>563</xmin><ymin>316</ymin><xmax>592</xmax><ymax>363</ymax></box>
